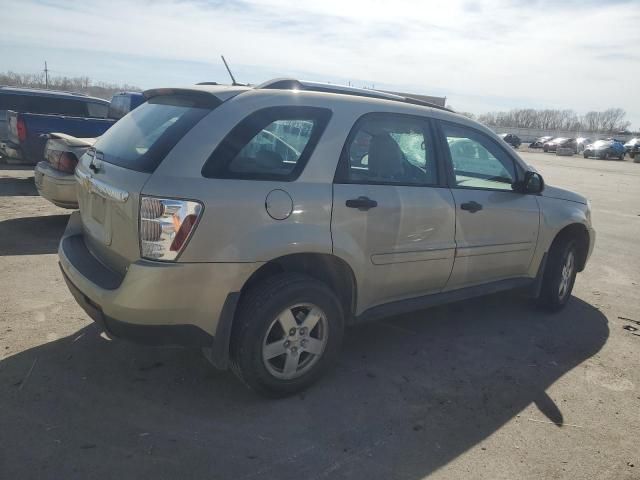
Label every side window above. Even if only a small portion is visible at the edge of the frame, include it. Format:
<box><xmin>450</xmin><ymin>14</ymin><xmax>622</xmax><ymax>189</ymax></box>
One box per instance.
<box><xmin>202</xmin><ymin>107</ymin><xmax>331</xmax><ymax>181</ymax></box>
<box><xmin>337</xmin><ymin>114</ymin><xmax>437</xmax><ymax>186</ymax></box>
<box><xmin>24</xmin><ymin>97</ymin><xmax>88</xmax><ymax>116</ymax></box>
<box><xmin>0</xmin><ymin>94</ymin><xmax>28</xmax><ymax>111</ymax></box>
<box><xmin>88</xmin><ymin>102</ymin><xmax>109</xmax><ymax>118</ymax></box>
<box><xmin>442</xmin><ymin>123</ymin><xmax>517</xmax><ymax>191</ymax></box>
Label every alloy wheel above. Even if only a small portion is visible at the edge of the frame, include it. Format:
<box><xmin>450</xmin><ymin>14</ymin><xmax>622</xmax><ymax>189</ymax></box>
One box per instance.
<box><xmin>261</xmin><ymin>303</ymin><xmax>328</xmax><ymax>380</ymax></box>
<box><xmin>558</xmin><ymin>250</ymin><xmax>575</xmax><ymax>300</ymax></box>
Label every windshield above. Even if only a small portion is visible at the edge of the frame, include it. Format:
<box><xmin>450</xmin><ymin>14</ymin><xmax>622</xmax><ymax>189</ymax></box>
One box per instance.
<box><xmin>92</xmin><ymin>95</ymin><xmax>212</xmax><ymax>173</ymax></box>
<box><xmin>593</xmin><ymin>140</ymin><xmax>610</xmax><ymax>147</ymax></box>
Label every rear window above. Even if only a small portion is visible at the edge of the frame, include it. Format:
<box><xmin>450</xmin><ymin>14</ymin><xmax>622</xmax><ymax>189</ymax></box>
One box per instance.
<box><xmin>93</xmin><ymin>95</ymin><xmax>215</xmax><ymax>173</ymax></box>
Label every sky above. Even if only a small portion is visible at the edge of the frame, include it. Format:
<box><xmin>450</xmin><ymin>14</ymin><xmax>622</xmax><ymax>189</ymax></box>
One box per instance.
<box><xmin>1</xmin><ymin>0</ymin><xmax>639</xmax><ymax>127</ymax></box>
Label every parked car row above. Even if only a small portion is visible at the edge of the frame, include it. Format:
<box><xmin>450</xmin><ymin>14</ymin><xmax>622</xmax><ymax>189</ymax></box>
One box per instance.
<box><xmin>526</xmin><ymin>134</ymin><xmax>636</xmax><ymax>160</ymax></box>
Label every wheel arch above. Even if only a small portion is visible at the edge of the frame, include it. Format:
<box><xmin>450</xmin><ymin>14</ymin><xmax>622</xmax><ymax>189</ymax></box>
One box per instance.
<box><xmin>548</xmin><ymin>223</ymin><xmax>590</xmax><ymax>272</ymax></box>
<box><xmin>239</xmin><ymin>253</ymin><xmax>358</xmax><ymax>321</ymax></box>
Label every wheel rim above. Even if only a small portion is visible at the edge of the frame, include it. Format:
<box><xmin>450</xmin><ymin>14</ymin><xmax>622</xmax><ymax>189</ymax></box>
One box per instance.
<box><xmin>261</xmin><ymin>303</ymin><xmax>328</xmax><ymax>380</ymax></box>
<box><xmin>558</xmin><ymin>250</ymin><xmax>575</xmax><ymax>300</ymax></box>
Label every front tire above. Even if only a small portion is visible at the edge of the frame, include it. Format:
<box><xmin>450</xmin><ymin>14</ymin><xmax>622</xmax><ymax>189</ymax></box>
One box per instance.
<box><xmin>537</xmin><ymin>238</ymin><xmax>578</xmax><ymax>311</ymax></box>
<box><xmin>230</xmin><ymin>273</ymin><xmax>344</xmax><ymax>397</ymax></box>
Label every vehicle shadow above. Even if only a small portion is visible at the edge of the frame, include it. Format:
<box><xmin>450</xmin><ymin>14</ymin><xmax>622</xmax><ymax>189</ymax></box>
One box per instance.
<box><xmin>0</xmin><ymin>214</ymin><xmax>69</xmax><ymax>255</ymax></box>
<box><xmin>0</xmin><ymin>176</ymin><xmax>38</xmax><ymax>196</ymax></box>
<box><xmin>0</xmin><ymin>295</ymin><xmax>608</xmax><ymax>479</ymax></box>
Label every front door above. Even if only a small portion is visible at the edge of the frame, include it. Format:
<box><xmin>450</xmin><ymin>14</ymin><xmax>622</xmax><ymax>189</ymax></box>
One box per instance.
<box><xmin>438</xmin><ymin>121</ymin><xmax>540</xmax><ymax>289</ymax></box>
<box><xmin>331</xmin><ymin>113</ymin><xmax>456</xmax><ymax>313</ymax></box>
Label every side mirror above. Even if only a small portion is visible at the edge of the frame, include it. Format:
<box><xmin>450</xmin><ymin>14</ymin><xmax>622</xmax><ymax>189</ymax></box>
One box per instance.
<box><xmin>519</xmin><ymin>171</ymin><xmax>544</xmax><ymax>194</ymax></box>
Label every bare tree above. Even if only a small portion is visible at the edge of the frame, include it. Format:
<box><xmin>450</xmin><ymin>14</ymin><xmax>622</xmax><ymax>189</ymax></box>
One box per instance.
<box><xmin>476</xmin><ymin>106</ymin><xmax>631</xmax><ymax>133</ymax></box>
<box><xmin>0</xmin><ymin>71</ymin><xmax>141</xmax><ymax>100</ymax></box>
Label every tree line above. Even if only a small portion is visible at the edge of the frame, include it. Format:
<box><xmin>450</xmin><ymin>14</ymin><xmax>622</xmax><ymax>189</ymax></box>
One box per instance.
<box><xmin>0</xmin><ymin>71</ymin><xmax>141</xmax><ymax>101</ymax></box>
<box><xmin>458</xmin><ymin>108</ymin><xmax>632</xmax><ymax>134</ymax></box>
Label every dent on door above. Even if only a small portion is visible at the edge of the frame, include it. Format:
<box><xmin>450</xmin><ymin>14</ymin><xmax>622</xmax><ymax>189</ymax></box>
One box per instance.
<box><xmin>332</xmin><ymin>184</ymin><xmax>457</xmax><ymax>312</ymax></box>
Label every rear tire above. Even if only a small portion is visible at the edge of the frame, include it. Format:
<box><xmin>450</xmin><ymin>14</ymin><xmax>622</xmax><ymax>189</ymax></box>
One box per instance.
<box><xmin>230</xmin><ymin>273</ymin><xmax>344</xmax><ymax>397</ymax></box>
<box><xmin>537</xmin><ymin>238</ymin><xmax>578</xmax><ymax>312</ymax></box>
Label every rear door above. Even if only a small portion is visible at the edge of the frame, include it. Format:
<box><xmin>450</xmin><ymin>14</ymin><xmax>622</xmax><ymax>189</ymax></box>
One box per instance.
<box><xmin>331</xmin><ymin>113</ymin><xmax>456</xmax><ymax>312</ymax></box>
<box><xmin>437</xmin><ymin>121</ymin><xmax>540</xmax><ymax>289</ymax></box>
<box><xmin>75</xmin><ymin>93</ymin><xmax>216</xmax><ymax>275</ymax></box>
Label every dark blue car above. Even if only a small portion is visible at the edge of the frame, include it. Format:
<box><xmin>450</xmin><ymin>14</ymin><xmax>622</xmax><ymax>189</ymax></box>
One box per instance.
<box><xmin>582</xmin><ymin>139</ymin><xmax>626</xmax><ymax>160</ymax></box>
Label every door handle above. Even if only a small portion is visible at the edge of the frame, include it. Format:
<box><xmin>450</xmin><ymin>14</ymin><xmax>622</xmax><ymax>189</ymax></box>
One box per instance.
<box><xmin>346</xmin><ymin>196</ymin><xmax>378</xmax><ymax>211</ymax></box>
<box><xmin>460</xmin><ymin>201</ymin><xmax>483</xmax><ymax>213</ymax></box>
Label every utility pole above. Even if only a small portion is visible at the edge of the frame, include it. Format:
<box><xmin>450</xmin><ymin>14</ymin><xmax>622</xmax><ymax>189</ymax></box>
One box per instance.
<box><xmin>44</xmin><ymin>61</ymin><xmax>49</xmax><ymax>89</ymax></box>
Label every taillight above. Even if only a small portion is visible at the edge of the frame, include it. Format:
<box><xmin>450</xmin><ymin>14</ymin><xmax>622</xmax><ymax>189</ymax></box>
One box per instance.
<box><xmin>17</xmin><ymin>117</ymin><xmax>27</xmax><ymax>142</ymax></box>
<box><xmin>58</xmin><ymin>152</ymin><xmax>78</xmax><ymax>173</ymax></box>
<box><xmin>139</xmin><ymin>197</ymin><xmax>203</xmax><ymax>261</ymax></box>
<box><xmin>46</xmin><ymin>149</ymin><xmax>78</xmax><ymax>173</ymax></box>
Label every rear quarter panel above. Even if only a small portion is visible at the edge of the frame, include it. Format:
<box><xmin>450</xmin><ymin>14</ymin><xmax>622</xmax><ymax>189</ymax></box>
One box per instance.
<box><xmin>141</xmin><ymin>92</ymin><xmax>353</xmax><ymax>262</ymax></box>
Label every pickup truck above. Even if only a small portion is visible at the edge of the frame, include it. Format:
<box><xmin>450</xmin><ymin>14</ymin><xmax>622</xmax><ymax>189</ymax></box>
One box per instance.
<box><xmin>1</xmin><ymin>89</ymin><xmax>144</xmax><ymax>164</ymax></box>
<box><xmin>34</xmin><ymin>92</ymin><xmax>145</xmax><ymax>208</ymax></box>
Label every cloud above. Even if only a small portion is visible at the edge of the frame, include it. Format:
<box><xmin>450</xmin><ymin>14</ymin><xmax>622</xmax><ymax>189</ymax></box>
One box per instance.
<box><xmin>1</xmin><ymin>0</ymin><xmax>639</xmax><ymax>127</ymax></box>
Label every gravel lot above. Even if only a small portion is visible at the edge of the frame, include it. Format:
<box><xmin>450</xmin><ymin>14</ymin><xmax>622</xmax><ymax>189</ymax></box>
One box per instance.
<box><xmin>0</xmin><ymin>150</ymin><xmax>639</xmax><ymax>479</ymax></box>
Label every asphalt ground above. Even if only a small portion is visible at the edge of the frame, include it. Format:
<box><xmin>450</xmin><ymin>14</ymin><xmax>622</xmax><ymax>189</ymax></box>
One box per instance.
<box><xmin>0</xmin><ymin>149</ymin><xmax>638</xmax><ymax>479</ymax></box>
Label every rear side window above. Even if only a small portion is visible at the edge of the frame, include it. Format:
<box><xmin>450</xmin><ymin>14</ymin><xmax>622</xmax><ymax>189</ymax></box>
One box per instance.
<box><xmin>25</xmin><ymin>97</ymin><xmax>88</xmax><ymax>116</ymax></box>
<box><xmin>93</xmin><ymin>95</ymin><xmax>216</xmax><ymax>173</ymax></box>
<box><xmin>202</xmin><ymin>107</ymin><xmax>331</xmax><ymax>181</ymax></box>
<box><xmin>0</xmin><ymin>94</ymin><xmax>29</xmax><ymax>111</ymax></box>
<box><xmin>0</xmin><ymin>93</ymin><xmax>105</xmax><ymax>117</ymax></box>
<box><xmin>87</xmin><ymin>102</ymin><xmax>109</xmax><ymax>118</ymax></box>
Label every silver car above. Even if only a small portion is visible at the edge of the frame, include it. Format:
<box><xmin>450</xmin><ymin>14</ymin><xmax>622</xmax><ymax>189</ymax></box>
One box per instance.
<box><xmin>34</xmin><ymin>133</ymin><xmax>96</xmax><ymax>208</ymax></box>
<box><xmin>59</xmin><ymin>80</ymin><xmax>595</xmax><ymax>396</ymax></box>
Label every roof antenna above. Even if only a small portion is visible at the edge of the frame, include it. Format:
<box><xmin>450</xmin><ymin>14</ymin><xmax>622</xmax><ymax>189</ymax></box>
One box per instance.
<box><xmin>221</xmin><ymin>55</ymin><xmax>244</xmax><ymax>86</ymax></box>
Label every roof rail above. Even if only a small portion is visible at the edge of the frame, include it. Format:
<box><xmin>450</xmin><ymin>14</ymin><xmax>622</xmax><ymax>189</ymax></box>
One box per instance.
<box><xmin>256</xmin><ymin>78</ymin><xmax>453</xmax><ymax>112</ymax></box>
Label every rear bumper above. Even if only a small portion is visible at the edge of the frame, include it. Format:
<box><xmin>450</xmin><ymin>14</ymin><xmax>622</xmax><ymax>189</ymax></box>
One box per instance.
<box><xmin>58</xmin><ymin>211</ymin><xmax>260</xmax><ymax>366</ymax></box>
<box><xmin>34</xmin><ymin>161</ymin><xmax>78</xmax><ymax>209</ymax></box>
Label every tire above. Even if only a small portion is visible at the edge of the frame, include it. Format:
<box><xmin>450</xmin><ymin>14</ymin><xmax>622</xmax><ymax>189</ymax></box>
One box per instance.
<box><xmin>583</xmin><ymin>152</ymin><xmax>589</xmax><ymax>159</ymax></box>
<box><xmin>230</xmin><ymin>273</ymin><xmax>344</xmax><ymax>397</ymax></box>
<box><xmin>619</xmin><ymin>152</ymin><xmax>625</xmax><ymax>161</ymax></box>
<box><xmin>543</xmin><ymin>146</ymin><xmax>548</xmax><ymax>152</ymax></box>
<box><xmin>537</xmin><ymin>238</ymin><xmax>578</xmax><ymax>312</ymax></box>
<box><xmin>599</xmin><ymin>151</ymin><xmax>607</xmax><ymax>160</ymax></box>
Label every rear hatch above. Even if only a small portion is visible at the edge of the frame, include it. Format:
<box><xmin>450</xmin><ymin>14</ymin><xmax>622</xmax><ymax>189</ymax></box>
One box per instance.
<box><xmin>75</xmin><ymin>92</ymin><xmax>220</xmax><ymax>275</ymax></box>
